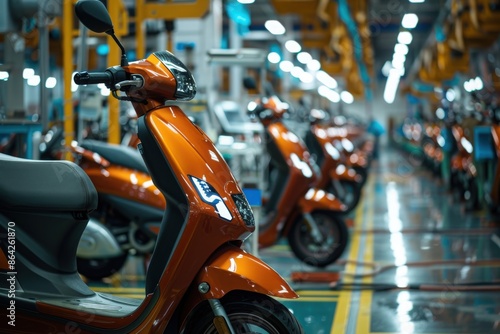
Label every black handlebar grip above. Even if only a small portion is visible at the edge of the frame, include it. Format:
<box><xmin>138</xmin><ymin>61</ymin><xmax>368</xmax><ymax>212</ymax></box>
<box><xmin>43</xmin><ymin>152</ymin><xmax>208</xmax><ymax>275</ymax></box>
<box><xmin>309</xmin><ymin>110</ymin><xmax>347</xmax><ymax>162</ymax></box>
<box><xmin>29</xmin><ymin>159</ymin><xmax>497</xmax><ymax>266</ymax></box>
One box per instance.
<box><xmin>74</xmin><ymin>71</ymin><xmax>113</xmax><ymax>86</ymax></box>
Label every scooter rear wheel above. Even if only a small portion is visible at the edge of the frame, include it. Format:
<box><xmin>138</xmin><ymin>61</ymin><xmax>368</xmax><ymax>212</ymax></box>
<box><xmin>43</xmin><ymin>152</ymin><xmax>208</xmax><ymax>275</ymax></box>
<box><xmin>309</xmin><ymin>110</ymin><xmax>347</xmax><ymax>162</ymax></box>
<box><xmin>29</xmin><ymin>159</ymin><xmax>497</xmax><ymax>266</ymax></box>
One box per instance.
<box><xmin>182</xmin><ymin>291</ymin><xmax>303</xmax><ymax>334</ymax></box>
<box><xmin>288</xmin><ymin>210</ymin><xmax>348</xmax><ymax>267</ymax></box>
<box><xmin>77</xmin><ymin>253</ymin><xmax>128</xmax><ymax>280</ymax></box>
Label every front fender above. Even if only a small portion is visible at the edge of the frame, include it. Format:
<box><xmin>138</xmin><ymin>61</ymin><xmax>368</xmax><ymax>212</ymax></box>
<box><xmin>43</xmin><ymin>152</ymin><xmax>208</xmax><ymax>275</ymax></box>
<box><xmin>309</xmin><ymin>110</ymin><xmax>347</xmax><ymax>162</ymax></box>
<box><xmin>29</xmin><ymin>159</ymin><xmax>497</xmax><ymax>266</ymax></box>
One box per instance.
<box><xmin>196</xmin><ymin>246</ymin><xmax>298</xmax><ymax>300</ymax></box>
<box><xmin>299</xmin><ymin>188</ymin><xmax>347</xmax><ymax>213</ymax></box>
<box><xmin>329</xmin><ymin>165</ymin><xmax>362</xmax><ymax>183</ymax></box>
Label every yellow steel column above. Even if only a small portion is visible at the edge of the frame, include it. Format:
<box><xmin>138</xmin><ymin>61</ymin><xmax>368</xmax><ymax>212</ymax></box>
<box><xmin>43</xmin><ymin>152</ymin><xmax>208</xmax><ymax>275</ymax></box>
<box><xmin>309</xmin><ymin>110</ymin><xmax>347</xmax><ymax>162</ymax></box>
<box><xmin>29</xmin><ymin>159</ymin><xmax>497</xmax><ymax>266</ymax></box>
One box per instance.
<box><xmin>63</xmin><ymin>0</ymin><xmax>74</xmax><ymax>161</ymax></box>
<box><xmin>167</xmin><ymin>30</ymin><xmax>173</xmax><ymax>53</ymax></box>
<box><xmin>107</xmin><ymin>1</ymin><xmax>121</xmax><ymax>144</ymax></box>
<box><xmin>136</xmin><ymin>0</ymin><xmax>145</xmax><ymax>60</ymax></box>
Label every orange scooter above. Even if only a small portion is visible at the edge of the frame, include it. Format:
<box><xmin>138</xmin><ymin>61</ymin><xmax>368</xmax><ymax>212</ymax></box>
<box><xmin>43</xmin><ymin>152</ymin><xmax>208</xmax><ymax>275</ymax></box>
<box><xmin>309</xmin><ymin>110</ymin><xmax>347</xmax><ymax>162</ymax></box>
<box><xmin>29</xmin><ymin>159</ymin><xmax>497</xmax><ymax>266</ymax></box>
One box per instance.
<box><xmin>450</xmin><ymin>114</ymin><xmax>480</xmax><ymax>210</ymax></box>
<box><xmin>0</xmin><ymin>2</ymin><xmax>303</xmax><ymax>333</ymax></box>
<box><xmin>40</xmin><ymin>126</ymin><xmax>165</xmax><ymax>279</ymax></box>
<box><xmin>484</xmin><ymin>108</ymin><xmax>500</xmax><ymax>212</ymax></box>
<box><xmin>325</xmin><ymin>123</ymin><xmax>371</xmax><ymax>185</ymax></box>
<box><xmin>248</xmin><ymin>93</ymin><xmax>349</xmax><ymax>267</ymax></box>
<box><xmin>422</xmin><ymin>121</ymin><xmax>445</xmax><ymax>176</ymax></box>
<box><xmin>304</xmin><ymin>109</ymin><xmax>364</xmax><ymax>214</ymax></box>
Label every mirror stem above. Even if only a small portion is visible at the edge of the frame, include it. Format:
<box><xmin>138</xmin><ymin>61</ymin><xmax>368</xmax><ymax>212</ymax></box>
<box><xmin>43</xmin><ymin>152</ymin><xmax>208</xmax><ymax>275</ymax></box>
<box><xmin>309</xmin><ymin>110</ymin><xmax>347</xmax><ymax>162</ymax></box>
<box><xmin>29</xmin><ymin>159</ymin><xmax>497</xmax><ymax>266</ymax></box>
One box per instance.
<box><xmin>108</xmin><ymin>29</ymin><xmax>128</xmax><ymax>66</ymax></box>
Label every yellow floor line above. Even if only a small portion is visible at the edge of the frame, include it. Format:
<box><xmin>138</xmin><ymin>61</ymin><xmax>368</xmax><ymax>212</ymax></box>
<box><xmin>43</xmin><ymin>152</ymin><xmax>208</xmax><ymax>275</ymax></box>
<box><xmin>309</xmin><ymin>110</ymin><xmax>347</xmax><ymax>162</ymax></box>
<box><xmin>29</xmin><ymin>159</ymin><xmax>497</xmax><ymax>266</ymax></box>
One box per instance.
<box><xmin>285</xmin><ymin>297</ymin><xmax>339</xmax><ymax>302</ymax></box>
<box><xmin>330</xmin><ymin>189</ymin><xmax>366</xmax><ymax>333</ymax></box>
<box><xmin>296</xmin><ymin>290</ymin><xmax>341</xmax><ymax>296</ymax></box>
<box><xmin>356</xmin><ymin>178</ymin><xmax>375</xmax><ymax>334</ymax></box>
<box><xmin>268</xmin><ymin>244</ymin><xmax>291</xmax><ymax>251</ymax></box>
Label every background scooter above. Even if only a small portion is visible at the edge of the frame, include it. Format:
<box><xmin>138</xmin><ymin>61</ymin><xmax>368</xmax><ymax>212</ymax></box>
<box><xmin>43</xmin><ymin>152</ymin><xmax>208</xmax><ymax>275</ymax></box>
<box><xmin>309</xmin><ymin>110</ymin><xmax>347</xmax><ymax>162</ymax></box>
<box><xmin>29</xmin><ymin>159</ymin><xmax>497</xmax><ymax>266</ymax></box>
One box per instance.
<box><xmin>40</xmin><ymin>126</ymin><xmax>164</xmax><ymax>279</ymax></box>
<box><xmin>248</xmin><ymin>85</ymin><xmax>349</xmax><ymax>267</ymax></box>
<box><xmin>303</xmin><ymin>108</ymin><xmax>366</xmax><ymax>214</ymax></box>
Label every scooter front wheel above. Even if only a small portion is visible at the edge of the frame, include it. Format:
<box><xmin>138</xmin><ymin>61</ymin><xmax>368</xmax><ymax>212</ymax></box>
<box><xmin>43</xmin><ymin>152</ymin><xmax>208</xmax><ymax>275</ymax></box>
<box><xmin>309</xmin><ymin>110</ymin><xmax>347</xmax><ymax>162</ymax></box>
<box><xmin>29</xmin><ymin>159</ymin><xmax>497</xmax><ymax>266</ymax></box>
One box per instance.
<box><xmin>328</xmin><ymin>180</ymin><xmax>362</xmax><ymax>214</ymax></box>
<box><xmin>182</xmin><ymin>291</ymin><xmax>303</xmax><ymax>333</ymax></box>
<box><xmin>288</xmin><ymin>210</ymin><xmax>348</xmax><ymax>267</ymax></box>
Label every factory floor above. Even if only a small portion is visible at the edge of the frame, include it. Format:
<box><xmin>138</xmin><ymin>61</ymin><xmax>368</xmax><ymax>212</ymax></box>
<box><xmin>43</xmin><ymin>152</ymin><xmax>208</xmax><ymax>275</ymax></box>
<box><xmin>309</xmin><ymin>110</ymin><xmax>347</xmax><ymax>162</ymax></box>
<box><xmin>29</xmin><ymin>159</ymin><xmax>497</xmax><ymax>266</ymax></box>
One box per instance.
<box><xmin>87</xmin><ymin>147</ymin><xmax>500</xmax><ymax>333</ymax></box>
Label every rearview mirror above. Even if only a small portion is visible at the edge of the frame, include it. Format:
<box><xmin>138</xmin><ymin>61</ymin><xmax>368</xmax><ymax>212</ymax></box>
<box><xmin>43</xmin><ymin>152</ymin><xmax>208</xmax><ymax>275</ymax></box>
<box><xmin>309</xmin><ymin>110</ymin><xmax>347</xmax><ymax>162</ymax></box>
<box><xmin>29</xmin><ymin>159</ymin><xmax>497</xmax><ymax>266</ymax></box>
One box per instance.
<box><xmin>75</xmin><ymin>0</ymin><xmax>113</xmax><ymax>34</ymax></box>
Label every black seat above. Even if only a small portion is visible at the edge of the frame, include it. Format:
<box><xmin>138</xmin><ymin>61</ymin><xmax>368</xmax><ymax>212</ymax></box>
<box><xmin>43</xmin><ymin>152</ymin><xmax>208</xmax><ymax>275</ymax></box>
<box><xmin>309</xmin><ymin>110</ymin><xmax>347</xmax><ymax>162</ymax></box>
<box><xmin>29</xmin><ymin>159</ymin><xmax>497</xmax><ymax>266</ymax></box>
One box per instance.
<box><xmin>0</xmin><ymin>153</ymin><xmax>97</xmax><ymax>212</ymax></box>
<box><xmin>81</xmin><ymin>140</ymin><xmax>149</xmax><ymax>174</ymax></box>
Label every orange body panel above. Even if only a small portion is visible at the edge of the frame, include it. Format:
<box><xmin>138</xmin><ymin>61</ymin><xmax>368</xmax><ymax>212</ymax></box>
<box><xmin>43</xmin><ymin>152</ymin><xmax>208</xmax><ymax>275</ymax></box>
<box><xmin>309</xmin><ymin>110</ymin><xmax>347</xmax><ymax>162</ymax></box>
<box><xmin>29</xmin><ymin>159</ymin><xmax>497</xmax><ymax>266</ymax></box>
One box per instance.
<box><xmin>258</xmin><ymin>122</ymin><xmax>317</xmax><ymax>248</ymax></box>
<box><xmin>328</xmin><ymin>167</ymin><xmax>361</xmax><ymax>183</ymax></box>
<box><xmin>300</xmin><ymin>188</ymin><xmax>347</xmax><ymax>213</ymax></box>
<box><xmin>310</xmin><ymin>125</ymin><xmax>362</xmax><ymax>187</ymax></box>
<box><xmin>195</xmin><ymin>246</ymin><xmax>298</xmax><ymax>300</ymax></box>
<box><xmin>81</xmin><ymin>163</ymin><xmax>165</xmax><ymax>209</ymax></box>
<box><xmin>0</xmin><ymin>249</ymin><xmax>8</xmax><ymax>270</ymax></box>
<box><xmin>492</xmin><ymin>124</ymin><xmax>500</xmax><ymax>158</ymax></box>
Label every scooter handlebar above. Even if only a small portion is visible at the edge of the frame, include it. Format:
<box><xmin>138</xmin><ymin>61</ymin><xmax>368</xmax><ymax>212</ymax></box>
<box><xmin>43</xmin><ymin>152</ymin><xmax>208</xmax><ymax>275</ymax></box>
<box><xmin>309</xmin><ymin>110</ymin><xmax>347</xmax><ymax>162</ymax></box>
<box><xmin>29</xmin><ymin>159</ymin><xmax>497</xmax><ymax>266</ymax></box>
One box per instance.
<box><xmin>74</xmin><ymin>71</ymin><xmax>113</xmax><ymax>86</ymax></box>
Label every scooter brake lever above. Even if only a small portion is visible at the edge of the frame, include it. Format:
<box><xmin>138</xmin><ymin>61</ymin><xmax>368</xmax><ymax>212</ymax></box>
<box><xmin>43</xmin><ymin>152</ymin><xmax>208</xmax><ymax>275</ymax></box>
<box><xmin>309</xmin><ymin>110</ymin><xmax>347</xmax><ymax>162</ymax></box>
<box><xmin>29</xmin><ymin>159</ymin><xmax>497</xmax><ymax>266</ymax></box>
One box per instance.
<box><xmin>114</xmin><ymin>75</ymin><xmax>144</xmax><ymax>90</ymax></box>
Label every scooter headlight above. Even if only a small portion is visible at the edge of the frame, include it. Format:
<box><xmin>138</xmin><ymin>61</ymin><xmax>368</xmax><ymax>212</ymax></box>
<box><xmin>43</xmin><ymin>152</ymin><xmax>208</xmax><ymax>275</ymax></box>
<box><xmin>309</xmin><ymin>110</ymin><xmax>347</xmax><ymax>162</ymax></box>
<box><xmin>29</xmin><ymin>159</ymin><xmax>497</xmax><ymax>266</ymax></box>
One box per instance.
<box><xmin>232</xmin><ymin>194</ymin><xmax>255</xmax><ymax>227</ymax></box>
<box><xmin>154</xmin><ymin>50</ymin><xmax>196</xmax><ymax>101</ymax></box>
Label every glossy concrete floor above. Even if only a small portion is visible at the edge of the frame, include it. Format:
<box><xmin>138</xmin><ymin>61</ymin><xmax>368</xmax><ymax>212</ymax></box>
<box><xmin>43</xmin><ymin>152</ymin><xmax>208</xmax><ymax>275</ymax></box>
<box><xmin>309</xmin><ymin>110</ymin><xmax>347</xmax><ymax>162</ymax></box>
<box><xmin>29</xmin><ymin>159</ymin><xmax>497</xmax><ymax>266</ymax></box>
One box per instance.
<box><xmin>87</xmin><ymin>147</ymin><xmax>500</xmax><ymax>333</ymax></box>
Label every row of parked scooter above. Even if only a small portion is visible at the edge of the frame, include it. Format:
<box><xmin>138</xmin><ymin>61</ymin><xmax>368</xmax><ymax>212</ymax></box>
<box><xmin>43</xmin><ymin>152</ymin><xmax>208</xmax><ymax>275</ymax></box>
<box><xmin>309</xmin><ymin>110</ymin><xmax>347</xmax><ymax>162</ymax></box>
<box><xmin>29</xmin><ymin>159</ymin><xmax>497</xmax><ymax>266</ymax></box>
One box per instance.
<box><xmin>0</xmin><ymin>2</ymin><xmax>374</xmax><ymax>332</ymax></box>
<box><xmin>398</xmin><ymin>93</ymin><xmax>500</xmax><ymax>213</ymax></box>
<box><xmin>31</xmin><ymin>79</ymin><xmax>374</xmax><ymax>280</ymax></box>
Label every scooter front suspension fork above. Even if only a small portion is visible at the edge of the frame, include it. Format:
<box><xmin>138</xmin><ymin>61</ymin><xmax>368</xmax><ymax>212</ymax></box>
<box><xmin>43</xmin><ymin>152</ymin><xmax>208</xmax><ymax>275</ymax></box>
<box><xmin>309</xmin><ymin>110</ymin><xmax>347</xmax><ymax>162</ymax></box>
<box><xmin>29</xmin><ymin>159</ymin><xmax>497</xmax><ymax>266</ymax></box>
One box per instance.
<box><xmin>208</xmin><ymin>298</ymin><xmax>236</xmax><ymax>334</ymax></box>
<box><xmin>303</xmin><ymin>212</ymin><xmax>323</xmax><ymax>244</ymax></box>
<box><xmin>331</xmin><ymin>179</ymin><xmax>346</xmax><ymax>198</ymax></box>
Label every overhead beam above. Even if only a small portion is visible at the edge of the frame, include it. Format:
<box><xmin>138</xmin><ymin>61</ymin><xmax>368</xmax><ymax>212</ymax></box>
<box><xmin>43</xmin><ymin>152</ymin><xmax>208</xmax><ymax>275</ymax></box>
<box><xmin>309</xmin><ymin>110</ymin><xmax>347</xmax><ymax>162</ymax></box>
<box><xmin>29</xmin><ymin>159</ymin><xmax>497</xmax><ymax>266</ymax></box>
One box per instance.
<box><xmin>143</xmin><ymin>0</ymin><xmax>210</xmax><ymax>20</ymax></box>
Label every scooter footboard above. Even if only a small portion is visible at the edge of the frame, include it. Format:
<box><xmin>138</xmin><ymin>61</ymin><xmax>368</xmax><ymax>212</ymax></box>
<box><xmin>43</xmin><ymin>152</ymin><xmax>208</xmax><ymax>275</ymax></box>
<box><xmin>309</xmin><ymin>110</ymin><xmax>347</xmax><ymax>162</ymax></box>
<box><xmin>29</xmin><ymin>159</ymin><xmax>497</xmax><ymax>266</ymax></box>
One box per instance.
<box><xmin>195</xmin><ymin>246</ymin><xmax>298</xmax><ymax>300</ymax></box>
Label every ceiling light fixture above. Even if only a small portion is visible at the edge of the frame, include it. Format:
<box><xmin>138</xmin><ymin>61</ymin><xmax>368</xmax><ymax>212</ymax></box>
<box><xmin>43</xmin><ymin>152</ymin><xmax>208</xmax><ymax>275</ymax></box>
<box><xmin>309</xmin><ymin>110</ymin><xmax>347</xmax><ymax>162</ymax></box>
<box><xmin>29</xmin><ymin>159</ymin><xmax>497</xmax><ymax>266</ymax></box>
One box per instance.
<box><xmin>45</xmin><ymin>77</ymin><xmax>57</xmax><ymax>89</ymax></box>
<box><xmin>267</xmin><ymin>52</ymin><xmax>281</xmax><ymax>64</ymax></box>
<box><xmin>307</xmin><ymin>59</ymin><xmax>321</xmax><ymax>71</ymax></box>
<box><xmin>381</xmin><ymin>61</ymin><xmax>392</xmax><ymax>77</ymax></box>
<box><xmin>394</xmin><ymin>43</ymin><xmax>409</xmax><ymax>55</ymax></box>
<box><xmin>265</xmin><ymin>20</ymin><xmax>286</xmax><ymax>35</ymax></box>
<box><xmin>279</xmin><ymin>60</ymin><xmax>294</xmax><ymax>72</ymax></box>
<box><xmin>341</xmin><ymin>91</ymin><xmax>354</xmax><ymax>104</ymax></box>
<box><xmin>23</xmin><ymin>68</ymin><xmax>35</xmax><ymax>79</ymax></box>
<box><xmin>397</xmin><ymin>31</ymin><xmax>413</xmax><ymax>44</ymax></box>
<box><xmin>316</xmin><ymin>70</ymin><xmax>338</xmax><ymax>89</ymax></box>
<box><xmin>318</xmin><ymin>85</ymin><xmax>340</xmax><ymax>103</ymax></box>
<box><xmin>299</xmin><ymin>72</ymin><xmax>313</xmax><ymax>83</ymax></box>
<box><xmin>285</xmin><ymin>40</ymin><xmax>302</xmax><ymax>53</ymax></box>
<box><xmin>27</xmin><ymin>75</ymin><xmax>41</xmax><ymax>87</ymax></box>
<box><xmin>297</xmin><ymin>51</ymin><xmax>312</xmax><ymax>64</ymax></box>
<box><xmin>0</xmin><ymin>71</ymin><xmax>9</xmax><ymax>81</ymax></box>
<box><xmin>402</xmin><ymin>13</ymin><xmax>419</xmax><ymax>29</ymax></box>
<box><xmin>383</xmin><ymin>69</ymin><xmax>401</xmax><ymax>104</ymax></box>
<box><xmin>291</xmin><ymin>66</ymin><xmax>304</xmax><ymax>78</ymax></box>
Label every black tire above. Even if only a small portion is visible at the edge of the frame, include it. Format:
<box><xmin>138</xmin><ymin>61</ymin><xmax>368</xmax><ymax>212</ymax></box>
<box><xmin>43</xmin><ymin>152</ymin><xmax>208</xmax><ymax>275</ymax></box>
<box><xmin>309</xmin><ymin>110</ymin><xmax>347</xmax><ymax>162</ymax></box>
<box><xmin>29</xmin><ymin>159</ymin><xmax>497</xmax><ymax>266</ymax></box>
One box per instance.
<box><xmin>354</xmin><ymin>167</ymin><xmax>368</xmax><ymax>186</ymax></box>
<box><xmin>450</xmin><ymin>170</ymin><xmax>463</xmax><ymax>201</ymax></box>
<box><xmin>287</xmin><ymin>210</ymin><xmax>348</xmax><ymax>267</ymax></box>
<box><xmin>464</xmin><ymin>176</ymin><xmax>480</xmax><ymax>211</ymax></box>
<box><xmin>77</xmin><ymin>253</ymin><xmax>128</xmax><ymax>280</ymax></box>
<box><xmin>483</xmin><ymin>181</ymin><xmax>500</xmax><ymax>214</ymax></box>
<box><xmin>327</xmin><ymin>180</ymin><xmax>362</xmax><ymax>214</ymax></box>
<box><xmin>182</xmin><ymin>291</ymin><xmax>303</xmax><ymax>334</ymax></box>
